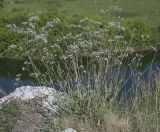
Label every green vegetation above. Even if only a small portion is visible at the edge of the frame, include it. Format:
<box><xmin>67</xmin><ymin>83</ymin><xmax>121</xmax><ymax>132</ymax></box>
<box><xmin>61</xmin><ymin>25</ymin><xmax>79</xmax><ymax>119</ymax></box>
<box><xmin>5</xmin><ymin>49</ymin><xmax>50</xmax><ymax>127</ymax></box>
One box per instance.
<box><xmin>0</xmin><ymin>101</ymin><xmax>21</xmax><ymax>132</ymax></box>
<box><xmin>0</xmin><ymin>13</ymin><xmax>159</xmax><ymax>58</ymax></box>
<box><xmin>45</xmin><ymin>81</ymin><xmax>160</xmax><ymax>132</ymax></box>
<box><xmin>1</xmin><ymin>0</ymin><xmax>160</xmax><ymax>27</ymax></box>
<box><xmin>0</xmin><ymin>0</ymin><xmax>160</xmax><ymax>132</ymax></box>
<box><xmin>0</xmin><ymin>0</ymin><xmax>160</xmax><ymax>58</ymax></box>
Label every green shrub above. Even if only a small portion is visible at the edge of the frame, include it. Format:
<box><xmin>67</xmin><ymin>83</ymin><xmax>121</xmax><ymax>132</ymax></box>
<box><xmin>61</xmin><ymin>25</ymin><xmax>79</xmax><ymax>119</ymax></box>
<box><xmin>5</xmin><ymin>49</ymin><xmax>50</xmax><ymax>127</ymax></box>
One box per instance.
<box><xmin>124</xmin><ymin>19</ymin><xmax>157</xmax><ymax>48</ymax></box>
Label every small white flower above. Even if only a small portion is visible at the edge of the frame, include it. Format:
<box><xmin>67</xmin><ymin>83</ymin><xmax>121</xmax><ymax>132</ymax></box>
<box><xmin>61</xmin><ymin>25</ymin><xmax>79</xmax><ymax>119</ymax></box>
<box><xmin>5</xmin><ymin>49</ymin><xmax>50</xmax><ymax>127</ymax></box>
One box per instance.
<box><xmin>22</xmin><ymin>67</ymin><xmax>26</xmax><ymax>71</ymax></box>
<box><xmin>29</xmin><ymin>16</ymin><xmax>40</xmax><ymax>22</ymax></box>
<box><xmin>114</xmin><ymin>35</ymin><xmax>124</xmax><ymax>39</ymax></box>
<box><xmin>8</xmin><ymin>45</ymin><xmax>17</xmax><ymax>49</ymax></box>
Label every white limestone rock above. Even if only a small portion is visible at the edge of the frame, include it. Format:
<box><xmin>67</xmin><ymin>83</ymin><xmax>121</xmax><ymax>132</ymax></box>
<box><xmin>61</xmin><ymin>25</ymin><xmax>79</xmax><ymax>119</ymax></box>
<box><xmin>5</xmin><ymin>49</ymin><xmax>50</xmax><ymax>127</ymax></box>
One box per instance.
<box><xmin>0</xmin><ymin>86</ymin><xmax>63</xmax><ymax>112</ymax></box>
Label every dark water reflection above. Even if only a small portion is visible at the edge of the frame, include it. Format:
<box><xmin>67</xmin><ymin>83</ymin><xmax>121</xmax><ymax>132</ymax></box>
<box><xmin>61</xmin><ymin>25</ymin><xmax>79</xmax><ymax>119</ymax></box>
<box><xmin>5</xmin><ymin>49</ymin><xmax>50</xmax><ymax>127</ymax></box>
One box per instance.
<box><xmin>0</xmin><ymin>50</ymin><xmax>160</xmax><ymax>94</ymax></box>
<box><xmin>0</xmin><ymin>58</ymin><xmax>37</xmax><ymax>93</ymax></box>
<box><xmin>0</xmin><ymin>76</ymin><xmax>36</xmax><ymax>93</ymax></box>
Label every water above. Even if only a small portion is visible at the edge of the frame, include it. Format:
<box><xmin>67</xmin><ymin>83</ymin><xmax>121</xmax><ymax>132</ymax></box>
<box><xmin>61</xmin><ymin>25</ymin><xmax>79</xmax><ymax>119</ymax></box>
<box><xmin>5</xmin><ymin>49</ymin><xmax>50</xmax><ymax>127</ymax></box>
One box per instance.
<box><xmin>0</xmin><ymin>50</ymin><xmax>160</xmax><ymax>93</ymax></box>
<box><xmin>0</xmin><ymin>58</ymin><xmax>37</xmax><ymax>93</ymax></box>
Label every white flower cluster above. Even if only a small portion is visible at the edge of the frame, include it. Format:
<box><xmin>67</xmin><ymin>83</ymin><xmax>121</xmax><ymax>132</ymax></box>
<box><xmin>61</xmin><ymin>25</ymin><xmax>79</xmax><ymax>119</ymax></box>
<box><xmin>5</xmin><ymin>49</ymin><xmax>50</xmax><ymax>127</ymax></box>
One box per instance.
<box><xmin>107</xmin><ymin>21</ymin><xmax>125</xmax><ymax>31</ymax></box>
<box><xmin>8</xmin><ymin>44</ymin><xmax>17</xmax><ymax>49</ymax></box>
<box><xmin>28</xmin><ymin>16</ymin><xmax>40</xmax><ymax>22</ymax></box>
<box><xmin>99</xmin><ymin>9</ymin><xmax>110</xmax><ymax>14</ymax></box>
<box><xmin>80</xmin><ymin>18</ymin><xmax>102</xmax><ymax>27</ymax></box>
<box><xmin>110</xmin><ymin>6</ymin><xmax>122</xmax><ymax>12</ymax></box>
<box><xmin>6</xmin><ymin>16</ymin><xmax>62</xmax><ymax>56</ymax></box>
<box><xmin>6</xmin><ymin>12</ymin><xmax>142</xmax><ymax>65</ymax></box>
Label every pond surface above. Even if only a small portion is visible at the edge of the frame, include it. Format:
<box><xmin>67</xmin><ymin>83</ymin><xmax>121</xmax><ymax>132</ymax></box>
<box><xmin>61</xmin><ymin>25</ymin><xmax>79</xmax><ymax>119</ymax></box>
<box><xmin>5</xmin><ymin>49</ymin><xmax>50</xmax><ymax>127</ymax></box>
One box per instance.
<box><xmin>0</xmin><ymin>50</ymin><xmax>160</xmax><ymax>94</ymax></box>
<box><xmin>0</xmin><ymin>58</ymin><xmax>37</xmax><ymax>93</ymax></box>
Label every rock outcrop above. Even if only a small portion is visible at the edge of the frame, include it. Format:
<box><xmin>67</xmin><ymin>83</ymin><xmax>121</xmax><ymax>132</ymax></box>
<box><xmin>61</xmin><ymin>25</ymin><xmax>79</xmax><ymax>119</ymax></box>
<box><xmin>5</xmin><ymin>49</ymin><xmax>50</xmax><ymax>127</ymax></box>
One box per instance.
<box><xmin>0</xmin><ymin>86</ymin><xmax>63</xmax><ymax>112</ymax></box>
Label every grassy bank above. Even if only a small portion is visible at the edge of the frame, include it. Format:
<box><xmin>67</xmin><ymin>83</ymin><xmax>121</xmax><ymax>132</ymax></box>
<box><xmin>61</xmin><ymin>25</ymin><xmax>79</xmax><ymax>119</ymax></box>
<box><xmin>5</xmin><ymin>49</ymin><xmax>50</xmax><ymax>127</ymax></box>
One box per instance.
<box><xmin>1</xmin><ymin>0</ymin><xmax>160</xmax><ymax>27</ymax></box>
<box><xmin>0</xmin><ymin>13</ymin><xmax>159</xmax><ymax>58</ymax></box>
<box><xmin>0</xmin><ymin>0</ymin><xmax>160</xmax><ymax>58</ymax></box>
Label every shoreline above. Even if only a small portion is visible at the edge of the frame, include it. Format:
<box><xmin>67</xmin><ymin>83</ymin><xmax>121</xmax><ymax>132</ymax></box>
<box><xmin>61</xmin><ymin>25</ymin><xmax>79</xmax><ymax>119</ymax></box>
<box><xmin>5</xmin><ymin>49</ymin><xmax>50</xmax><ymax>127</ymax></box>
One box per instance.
<box><xmin>0</xmin><ymin>46</ymin><xmax>159</xmax><ymax>61</ymax></box>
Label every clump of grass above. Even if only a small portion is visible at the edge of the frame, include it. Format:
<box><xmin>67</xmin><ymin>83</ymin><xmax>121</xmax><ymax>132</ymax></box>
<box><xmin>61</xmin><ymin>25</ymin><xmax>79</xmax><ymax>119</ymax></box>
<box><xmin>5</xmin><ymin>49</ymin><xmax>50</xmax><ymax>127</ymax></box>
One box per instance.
<box><xmin>41</xmin><ymin>78</ymin><xmax>160</xmax><ymax>132</ymax></box>
<box><xmin>43</xmin><ymin>113</ymin><xmax>130</xmax><ymax>132</ymax></box>
<box><xmin>54</xmin><ymin>87</ymin><xmax>131</xmax><ymax>132</ymax></box>
<box><xmin>42</xmin><ymin>87</ymin><xmax>130</xmax><ymax>131</ymax></box>
<box><xmin>0</xmin><ymin>99</ymin><xmax>48</xmax><ymax>132</ymax></box>
<box><xmin>0</xmin><ymin>101</ymin><xmax>21</xmax><ymax>132</ymax></box>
